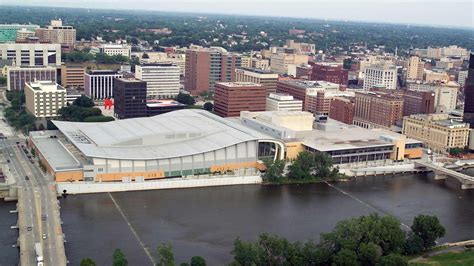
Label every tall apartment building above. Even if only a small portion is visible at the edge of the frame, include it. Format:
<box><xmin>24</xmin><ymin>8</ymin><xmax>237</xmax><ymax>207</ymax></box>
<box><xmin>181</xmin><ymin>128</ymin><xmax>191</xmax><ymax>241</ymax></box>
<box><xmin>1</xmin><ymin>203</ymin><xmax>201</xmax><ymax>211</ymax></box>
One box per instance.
<box><xmin>329</xmin><ymin>97</ymin><xmax>355</xmax><ymax>125</ymax></box>
<box><xmin>403</xmin><ymin>114</ymin><xmax>469</xmax><ymax>153</ymax></box>
<box><xmin>235</xmin><ymin>67</ymin><xmax>279</xmax><ymax>94</ymax></box>
<box><xmin>458</xmin><ymin>70</ymin><xmax>468</xmax><ymax>87</ymax></box>
<box><xmin>61</xmin><ymin>64</ymin><xmax>85</xmax><ymax>89</ymax></box>
<box><xmin>400</xmin><ymin>89</ymin><xmax>435</xmax><ymax>116</ymax></box>
<box><xmin>276</xmin><ymin>80</ymin><xmax>339</xmax><ymax>108</ymax></box>
<box><xmin>309</xmin><ymin>62</ymin><xmax>348</xmax><ymax>86</ymax></box>
<box><xmin>35</xmin><ymin>19</ymin><xmax>76</xmax><ymax>47</ymax></box>
<box><xmin>305</xmin><ymin>91</ymin><xmax>331</xmax><ymax>116</ymax></box>
<box><xmin>353</xmin><ymin>91</ymin><xmax>404</xmax><ymax>129</ymax></box>
<box><xmin>405</xmin><ymin>56</ymin><xmax>424</xmax><ymax>81</ymax></box>
<box><xmin>92</xmin><ymin>44</ymin><xmax>131</xmax><ymax>59</ymax></box>
<box><xmin>463</xmin><ymin>54</ymin><xmax>474</xmax><ymax>128</ymax></box>
<box><xmin>113</xmin><ymin>78</ymin><xmax>147</xmax><ymax>119</ymax></box>
<box><xmin>84</xmin><ymin>70</ymin><xmax>123</xmax><ymax>100</ymax></box>
<box><xmin>185</xmin><ymin>47</ymin><xmax>241</xmax><ymax>95</ymax></box>
<box><xmin>6</xmin><ymin>66</ymin><xmax>56</xmax><ymax>91</ymax></box>
<box><xmin>0</xmin><ymin>43</ymin><xmax>61</xmax><ymax>67</ymax></box>
<box><xmin>270</xmin><ymin>53</ymin><xmax>308</xmax><ymax>74</ymax></box>
<box><xmin>407</xmin><ymin>81</ymin><xmax>459</xmax><ymax>112</ymax></box>
<box><xmin>15</xmin><ymin>28</ymin><xmax>36</xmax><ymax>42</ymax></box>
<box><xmin>266</xmin><ymin>93</ymin><xmax>303</xmax><ymax>112</ymax></box>
<box><xmin>363</xmin><ymin>64</ymin><xmax>397</xmax><ymax>90</ymax></box>
<box><xmin>25</xmin><ymin>81</ymin><xmax>66</xmax><ymax>118</ymax></box>
<box><xmin>0</xmin><ymin>24</ymin><xmax>39</xmax><ymax>43</ymax></box>
<box><xmin>214</xmin><ymin>82</ymin><xmax>267</xmax><ymax>117</ymax></box>
<box><xmin>135</xmin><ymin>63</ymin><xmax>180</xmax><ymax>99</ymax></box>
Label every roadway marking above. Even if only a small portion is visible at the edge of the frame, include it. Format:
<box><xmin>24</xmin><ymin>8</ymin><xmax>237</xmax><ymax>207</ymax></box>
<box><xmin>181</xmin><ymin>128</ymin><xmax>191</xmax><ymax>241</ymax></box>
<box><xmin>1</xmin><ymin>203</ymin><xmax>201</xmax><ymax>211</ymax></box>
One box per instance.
<box><xmin>108</xmin><ymin>192</ymin><xmax>156</xmax><ymax>265</ymax></box>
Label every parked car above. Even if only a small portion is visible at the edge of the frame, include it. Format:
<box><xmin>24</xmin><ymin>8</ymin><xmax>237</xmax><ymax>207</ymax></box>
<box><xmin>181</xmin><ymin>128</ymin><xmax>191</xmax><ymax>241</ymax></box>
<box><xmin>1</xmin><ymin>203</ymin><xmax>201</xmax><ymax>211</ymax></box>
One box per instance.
<box><xmin>24</xmin><ymin>176</ymin><xmax>29</xmax><ymax>180</ymax></box>
<box><xmin>42</xmin><ymin>233</ymin><xmax>47</xmax><ymax>239</ymax></box>
<box><xmin>27</xmin><ymin>226</ymin><xmax>32</xmax><ymax>231</ymax></box>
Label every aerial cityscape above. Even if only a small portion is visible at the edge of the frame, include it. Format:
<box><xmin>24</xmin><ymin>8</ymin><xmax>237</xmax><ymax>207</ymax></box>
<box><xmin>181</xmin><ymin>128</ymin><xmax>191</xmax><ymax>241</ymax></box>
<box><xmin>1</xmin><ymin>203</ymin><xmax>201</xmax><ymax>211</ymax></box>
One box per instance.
<box><xmin>0</xmin><ymin>1</ymin><xmax>473</xmax><ymax>265</ymax></box>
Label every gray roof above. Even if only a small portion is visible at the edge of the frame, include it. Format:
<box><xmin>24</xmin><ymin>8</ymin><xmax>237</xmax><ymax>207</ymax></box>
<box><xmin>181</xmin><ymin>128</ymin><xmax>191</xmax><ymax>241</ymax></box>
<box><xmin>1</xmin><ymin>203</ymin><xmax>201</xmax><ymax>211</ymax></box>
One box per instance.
<box><xmin>30</xmin><ymin>134</ymin><xmax>82</xmax><ymax>171</ymax></box>
<box><xmin>52</xmin><ymin>109</ymin><xmax>274</xmax><ymax>160</ymax></box>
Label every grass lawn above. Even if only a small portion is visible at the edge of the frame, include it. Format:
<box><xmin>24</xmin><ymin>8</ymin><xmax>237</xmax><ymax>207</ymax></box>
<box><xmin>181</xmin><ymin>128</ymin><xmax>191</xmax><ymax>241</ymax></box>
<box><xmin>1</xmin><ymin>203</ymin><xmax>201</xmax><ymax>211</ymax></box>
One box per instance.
<box><xmin>410</xmin><ymin>250</ymin><xmax>474</xmax><ymax>266</ymax></box>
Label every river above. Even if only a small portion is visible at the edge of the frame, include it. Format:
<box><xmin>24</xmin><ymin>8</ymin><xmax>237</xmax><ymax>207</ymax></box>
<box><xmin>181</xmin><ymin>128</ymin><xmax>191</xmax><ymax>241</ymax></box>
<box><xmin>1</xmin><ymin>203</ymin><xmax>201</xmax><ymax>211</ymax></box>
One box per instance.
<box><xmin>0</xmin><ymin>173</ymin><xmax>473</xmax><ymax>265</ymax></box>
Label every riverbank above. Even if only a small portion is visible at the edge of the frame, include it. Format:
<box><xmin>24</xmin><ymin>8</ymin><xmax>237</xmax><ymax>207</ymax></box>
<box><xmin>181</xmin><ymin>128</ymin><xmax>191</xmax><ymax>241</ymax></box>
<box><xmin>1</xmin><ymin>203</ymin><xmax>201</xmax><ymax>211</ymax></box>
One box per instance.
<box><xmin>410</xmin><ymin>250</ymin><xmax>474</xmax><ymax>265</ymax></box>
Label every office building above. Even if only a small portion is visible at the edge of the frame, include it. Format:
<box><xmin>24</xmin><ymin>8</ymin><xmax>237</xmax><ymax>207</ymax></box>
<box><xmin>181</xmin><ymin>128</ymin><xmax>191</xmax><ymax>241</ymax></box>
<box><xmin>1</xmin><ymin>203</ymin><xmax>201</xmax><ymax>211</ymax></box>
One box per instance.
<box><xmin>135</xmin><ymin>63</ymin><xmax>180</xmax><ymax>99</ymax></box>
<box><xmin>0</xmin><ymin>43</ymin><xmax>61</xmax><ymax>67</ymax></box>
<box><xmin>0</xmin><ymin>24</ymin><xmax>39</xmax><ymax>43</ymax></box>
<box><xmin>35</xmin><ymin>20</ymin><xmax>76</xmax><ymax>47</ymax></box>
<box><xmin>266</xmin><ymin>93</ymin><xmax>303</xmax><ymax>112</ymax></box>
<box><xmin>24</xmin><ymin>81</ymin><xmax>66</xmax><ymax>118</ymax></box>
<box><xmin>403</xmin><ymin>114</ymin><xmax>469</xmax><ymax>153</ymax></box>
<box><xmin>84</xmin><ymin>70</ymin><xmax>123</xmax><ymax>100</ymax></box>
<box><xmin>6</xmin><ymin>65</ymin><xmax>56</xmax><ymax>91</ymax></box>
<box><xmin>363</xmin><ymin>64</ymin><xmax>397</xmax><ymax>90</ymax></box>
<box><xmin>424</xmin><ymin>70</ymin><xmax>449</xmax><ymax>83</ymax></box>
<box><xmin>214</xmin><ymin>82</ymin><xmax>267</xmax><ymax>117</ymax></box>
<box><xmin>66</xmin><ymin>89</ymin><xmax>83</xmax><ymax>105</ymax></box>
<box><xmin>405</xmin><ymin>56</ymin><xmax>424</xmax><ymax>81</ymax></box>
<box><xmin>61</xmin><ymin>64</ymin><xmax>85</xmax><ymax>89</ymax></box>
<box><xmin>353</xmin><ymin>91</ymin><xmax>404</xmax><ymax>129</ymax></box>
<box><xmin>463</xmin><ymin>54</ymin><xmax>474</xmax><ymax>127</ymax></box>
<box><xmin>252</xmin><ymin>58</ymin><xmax>270</xmax><ymax>70</ymax></box>
<box><xmin>270</xmin><ymin>53</ymin><xmax>308</xmax><ymax>74</ymax></box>
<box><xmin>286</xmin><ymin>40</ymin><xmax>315</xmax><ymax>55</ymax></box>
<box><xmin>235</xmin><ymin>67</ymin><xmax>279</xmax><ymax>94</ymax></box>
<box><xmin>309</xmin><ymin>62</ymin><xmax>348</xmax><ymax>86</ymax></box>
<box><xmin>458</xmin><ymin>70</ymin><xmax>468</xmax><ymax>87</ymax></box>
<box><xmin>92</xmin><ymin>44</ymin><xmax>131</xmax><ymax>58</ymax></box>
<box><xmin>407</xmin><ymin>81</ymin><xmax>459</xmax><ymax>112</ymax></box>
<box><xmin>295</xmin><ymin>65</ymin><xmax>312</xmax><ymax>79</ymax></box>
<box><xmin>113</xmin><ymin>78</ymin><xmax>147</xmax><ymax>119</ymax></box>
<box><xmin>15</xmin><ymin>28</ymin><xmax>36</xmax><ymax>42</ymax></box>
<box><xmin>276</xmin><ymin>80</ymin><xmax>340</xmax><ymax>108</ymax></box>
<box><xmin>185</xmin><ymin>46</ymin><xmax>241</xmax><ymax>95</ymax></box>
<box><xmin>400</xmin><ymin>89</ymin><xmax>435</xmax><ymax>116</ymax></box>
<box><xmin>329</xmin><ymin>97</ymin><xmax>355</xmax><ymax>125</ymax></box>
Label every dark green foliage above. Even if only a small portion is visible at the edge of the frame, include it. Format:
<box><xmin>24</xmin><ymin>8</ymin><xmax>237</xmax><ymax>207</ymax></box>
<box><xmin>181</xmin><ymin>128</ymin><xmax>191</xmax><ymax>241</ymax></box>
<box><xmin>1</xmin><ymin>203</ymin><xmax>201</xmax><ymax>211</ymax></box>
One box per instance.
<box><xmin>73</xmin><ymin>95</ymin><xmax>95</xmax><ymax>107</ymax></box>
<box><xmin>376</xmin><ymin>253</ymin><xmax>408</xmax><ymax>266</ymax></box>
<box><xmin>0</xmin><ymin>76</ymin><xmax>6</xmax><ymax>85</ymax></box>
<box><xmin>190</xmin><ymin>256</ymin><xmax>206</xmax><ymax>266</ymax></box>
<box><xmin>58</xmin><ymin>105</ymin><xmax>102</xmax><ymax>122</ymax></box>
<box><xmin>262</xmin><ymin>159</ymin><xmax>285</xmax><ymax>182</ymax></box>
<box><xmin>404</xmin><ymin>232</ymin><xmax>424</xmax><ymax>255</ymax></box>
<box><xmin>83</xmin><ymin>116</ymin><xmax>115</xmax><ymax>122</ymax></box>
<box><xmin>203</xmin><ymin>102</ymin><xmax>213</xmax><ymax>112</ymax></box>
<box><xmin>157</xmin><ymin>243</ymin><xmax>175</xmax><ymax>266</ymax></box>
<box><xmin>287</xmin><ymin>151</ymin><xmax>339</xmax><ymax>180</ymax></box>
<box><xmin>411</xmin><ymin>215</ymin><xmax>446</xmax><ymax>250</ymax></box>
<box><xmin>332</xmin><ymin>249</ymin><xmax>359</xmax><ymax>266</ymax></box>
<box><xmin>80</xmin><ymin>257</ymin><xmax>96</xmax><ymax>266</ymax></box>
<box><xmin>232</xmin><ymin>237</ymin><xmax>258</xmax><ymax>265</ymax></box>
<box><xmin>449</xmin><ymin>147</ymin><xmax>464</xmax><ymax>156</ymax></box>
<box><xmin>176</xmin><ymin>93</ymin><xmax>195</xmax><ymax>105</ymax></box>
<box><xmin>358</xmin><ymin>243</ymin><xmax>382</xmax><ymax>266</ymax></box>
<box><xmin>112</xmin><ymin>249</ymin><xmax>128</xmax><ymax>266</ymax></box>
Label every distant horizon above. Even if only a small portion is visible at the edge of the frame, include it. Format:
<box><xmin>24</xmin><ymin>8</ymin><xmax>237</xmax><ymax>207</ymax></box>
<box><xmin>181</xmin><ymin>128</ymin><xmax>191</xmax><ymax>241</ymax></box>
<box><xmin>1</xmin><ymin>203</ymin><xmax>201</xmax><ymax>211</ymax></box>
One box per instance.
<box><xmin>2</xmin><ymin>0</ymin><xmax>473</xmax><ymax>29</ymax></box>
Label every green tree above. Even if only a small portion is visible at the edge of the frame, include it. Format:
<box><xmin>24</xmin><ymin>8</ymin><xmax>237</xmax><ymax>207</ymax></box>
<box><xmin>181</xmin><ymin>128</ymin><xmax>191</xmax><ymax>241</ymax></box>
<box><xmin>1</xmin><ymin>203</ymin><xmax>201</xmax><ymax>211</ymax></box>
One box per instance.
<box><xmin>287</xmin><ymin>151</ymin><xmax>315</xmax><ymax>180</ymax></box>
<box><xmin>157</xmin><ymin>243</ymin><xmax>175</xmax><ymax>266</ymax></box>
<box><xmin>203</xmin><ymin>102</ymin><xmax>213</xmax><ymax>112</ymax></box>
<box><xmin>332</xmin><ymin>249</ymin><xmax>358</xmax><ymax>266</ymax></box>
<box><xmin>80</xmin><ymin>258</ymin><xmax>97</xmax><ymax>266</ymax></box>
<box><xmin>376</xmin><ymin>253</ymin><xmax>408</xmax><ymax>266</ymax></box>
<box><xmin>83</xmin><ymin>116</ymin><xmax>115</xmax><ymax>122</ymax></box>
<box><xmin>231</xmin><ymin>237</ymin><xmax>258</xmax><ymax>265</ymax></box>
<box><xmin>0</xmin><ymin>76</ymin><xmax>6</xmax><ymax>86</ymax></box>
<box><xmin>411</xmin><ymin>215</ymin><xmax>446</xmax><ymax>250</ymax></box>
<box><xmin>262</xmin><ymin>159</ymin><xmax>286</xmax><ymax>182</ymax></box>
<box><xmin>190</xmin><ymin>256</ymin><xmax>206</xmax><ymax>266</ymax></box>
<box><xmin>301</xmin><ymin>241</ymin><xmax>332</xmax><ymax>265</ymax></box>
<box><xmin>358</xmin><ymin>243</ymin><xmax>381</xmax><ymax>266</ymax></box>
<box><xmin>313</xmin><ymin>152</ymin><xmax>336</xmax><ymax>179</ymax></box>
<box><xmin>176</xmin><ymin>93</ymin><xmax>196</xmax><ymax>105</ymax></box>
<box><xmin>449</xmin><ymin>147</ymin><xmax>464</xmax><ymax>156</ymax></box>
<box><xmin>112</xmin><ymin>249</ymin><xmax>128</xmax><ymax>266</ymax></box>
<box><xmin>403</xmin><ymin>232</ymin><xmax>424</xmax><ymax>255</ymax></box>
<box><xmin>73</xmin><ymin>95</ymin><xmax>95</xmax><ymax>107</ymax></box>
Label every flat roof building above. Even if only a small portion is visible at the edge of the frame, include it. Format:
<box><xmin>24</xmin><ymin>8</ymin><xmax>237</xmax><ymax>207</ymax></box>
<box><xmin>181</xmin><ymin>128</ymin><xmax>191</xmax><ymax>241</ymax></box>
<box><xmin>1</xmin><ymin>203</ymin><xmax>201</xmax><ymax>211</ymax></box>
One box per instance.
<box><xmin>113</xmin><ymin>78</ymin><xmax>147</xmax><ymax>119</ymax></box>
<box><xmin>407</xmin><ymin>81</ymin><xmax>459</xmax><ymax>113</ymax></box>
<box><xmin>214</xmin><ymin>82</ymin><xmax>267</xmax><ymax>117</ymax></box>
<box><xmin>266</xmin><ymin>93</ymin><xmax>303</xmax><ymax>112</ymax></box>
<box><xmin>61</xmin><ymin>64</ymin><xmax>85</xmax><ymax>89</ymax></box>
<box><xmin>309</xmin><ymin>62</ymin><xmax>348</xmax><ymax>86</ymax></box>
<box><xmin>6</xmin><ymin>65</ymin><xmax>56</xmax><ymax>91</ymax></box>
<box><xmin>235</xmin><ymin>67</ymin><xmax>279</xmax><ymax>94</ymax></box>
<box><xmin>35</xmin><ymin>19</ymin><xmax>76</xmax><ymax>47</ymax></box>
<box><xmin>92</xmin><ymin>44</ymin><xmax>131</xmax><ymax>59</ymax></box>
<box><xmin>135</xmin><ymin>63</ymin><xmax>180</xmax><ymax>99</ymax></box>
<box><xmin>84</xmin><ymin>70</ymin><xmax>123</xmax><ymax>100</ymax></box>
<box><xmin>25</xmin><ymin>81</ymin><xmax>66</xmax><ymax>118</ymax></box>
<box><xmin>353</xmin><ymin>91</ymin><xmax>404</xmax><ymax>129</ymax></box>
<box><xmin>0</xmin><ymin>43</ymin><xmax>61</xmax><ymax>67</ymax></box>
<box><xmin>0</xmin><ymin>24</ymin><xmax>39</xmax><ymax>43</ymax></box>
<box><xmin>363</xmin><ymin>64</ymin><xmax>397</xmax><ymax>90</ymax></box>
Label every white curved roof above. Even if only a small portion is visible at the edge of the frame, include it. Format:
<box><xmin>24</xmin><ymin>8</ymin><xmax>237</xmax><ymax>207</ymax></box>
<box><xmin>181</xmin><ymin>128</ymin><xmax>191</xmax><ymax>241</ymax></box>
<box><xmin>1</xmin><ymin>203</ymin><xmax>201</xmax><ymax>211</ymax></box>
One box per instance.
<box><xmin>52</xmin><ymin>109</ymin><xmax>274</xmax><ymax>160</ymax></box>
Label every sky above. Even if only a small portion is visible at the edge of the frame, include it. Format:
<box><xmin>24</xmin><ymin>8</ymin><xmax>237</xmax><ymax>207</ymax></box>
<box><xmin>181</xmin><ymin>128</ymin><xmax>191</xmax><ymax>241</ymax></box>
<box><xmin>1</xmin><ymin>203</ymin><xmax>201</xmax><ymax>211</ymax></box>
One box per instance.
<box><xmin>2</xmin><ymin>0</ymin><xmax>473</xmax><ymax>29</ymax></box>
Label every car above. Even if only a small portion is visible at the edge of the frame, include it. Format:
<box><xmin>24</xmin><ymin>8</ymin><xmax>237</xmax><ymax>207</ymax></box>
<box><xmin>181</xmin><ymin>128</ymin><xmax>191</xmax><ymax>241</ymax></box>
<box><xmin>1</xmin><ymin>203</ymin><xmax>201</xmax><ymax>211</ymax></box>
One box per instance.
<box><xmin>27</xmin><ymin>226</ymin><xmax>32</xmax><ymax>231</ymax></box>
<box><xmin>41</xmin><ymin>215</ymin><xmax>46</xmax><ymax>221</ymax></box>
<box><xmin>15</xmin><ymin>141</ymin><xmax>19</xmax><ymax>145</ymax></box>
<box><xmin>24</xmin><ymin>176</ymin><xmax>29</xmax><ymax>180</ymax></box>
<box><xmin>42</xmin><ymin>233</ymin><xmax>47</xmax><ymax>239</ymax></box>
<box><xmin>6</xmin><ymin>159</ymin><xmax>10</xmax><ymax>163</ymax></box>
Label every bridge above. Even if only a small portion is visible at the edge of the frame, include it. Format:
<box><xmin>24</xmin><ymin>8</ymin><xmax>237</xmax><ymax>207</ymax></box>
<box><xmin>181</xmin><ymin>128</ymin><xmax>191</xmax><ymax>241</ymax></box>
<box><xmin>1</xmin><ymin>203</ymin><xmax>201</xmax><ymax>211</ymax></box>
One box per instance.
<box><xmin>414</xmin><ymin>161</ymin><xmax>474</xmax><ymax>189</ymax></box>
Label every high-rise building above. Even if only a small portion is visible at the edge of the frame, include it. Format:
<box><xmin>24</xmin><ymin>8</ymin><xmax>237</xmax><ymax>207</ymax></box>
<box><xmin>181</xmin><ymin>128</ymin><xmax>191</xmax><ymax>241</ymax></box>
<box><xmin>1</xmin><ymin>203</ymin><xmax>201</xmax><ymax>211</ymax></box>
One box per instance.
<box><xmin>329</xmin><ymin>97</ymin><xmax>355</xmax><ymax>125</ymax></box>
<box><xmin>276</xmin><ymin>80</ymin><xmax>340</xmax><ymax>108</ymax></box>
<box><xmin>463</xmin><ymin>54</ymin><xmax>474</xmax><ymax>127</ymax></box>
<box><xmin>400</xmin><ymin>89</ymin><xmax>435</xmax><ymax>116</ymax></box>
<box><xmin>235</xmin><ymin>67</ymin><xmax>279</xmax><ymax>94</ymax></box>
<box><xmin>113</xmin><ymin>78</ymin><xmax>147</xmax><ymax>119</ymax></box>
<box><xmin>270</xmin><ymin>53</ymin><xmax>308</xmax><ymax>74</ymax></box>
<box><xmin>35</xmin><ymin>19</ymin><xmax>76</xmax><ymax>47</ymax></box>
<box><xmin>185</xmin><ymin>46</ymin><xmax>241</xmax><ymax>95</ymax></box>
<box><xmin>84</xmin><ymin>70</ymin><xmax>123</xmax><ymax>100</ymax></box>
<box><xmin>353</xmin><ymin>91</ymin><xmax>404</xmax><ymax>129</ymax></box>
<box><xmin>309</xmin><ymin>62</ymin><xmax>348</xmax><ymax>86</ymax></box>
<box><xmin>214</xmin><ymin>82</ymin><xmax>267</xmax><ymax>117</ymax></box>
<box><xmin>61</xmin><ymin>64</ymin><xmax>85</xmax><ymax>89</ymax></box>
<box><xmin>363</xmin><ymin>64</ymin><xmax>397</xmax><ymax>90</ymax></box>
<box><xmin>135</xmin><ymin>63</ymin><xmax>180</xmax><ymax>99</ymax></box>
<box><xmin>407</xmin><ymin>81</ymin><xmax>459</xmax><ymax>112</ymax></box>
<box><xmin>0</xmin><ymin>24</ymin><xmax>39</xmax><ymax>43</ymax></box>
<box><xmin>6</xmin><ymin>65</ymin><xmax>56</xmax><ymax>91</ymax></box>
<box><xmin>266</xmin><ymin>93</ymin><xmax>303</xmax><ymax>112</ymax></box>
<box><xmin>405</xmin><ymin>56</ymin><xmax>424</xmax><ymax>81</ymax></box>
<box><xmin>15</xmin><ymin>28</ymin><xmax>36</xmax><ymax>42</ymax></box>
<box><xmin>403</xmin><ymin>114</ymin><xmax>469</xmax><ymax>153</ymax></box>
<box><xmin>25</xmin><ymin>81</ymin><xmax>66</xmax><ymax>118</ymax></box>
<box><xmin>458</xmin><ymin>70</ymin><xmax>468</xmax><ymax>87</ymax></box>
<box><xmin>0</xmin><ymin>43</ymin><xmax>61</xmax><ymax>67</ymax></box>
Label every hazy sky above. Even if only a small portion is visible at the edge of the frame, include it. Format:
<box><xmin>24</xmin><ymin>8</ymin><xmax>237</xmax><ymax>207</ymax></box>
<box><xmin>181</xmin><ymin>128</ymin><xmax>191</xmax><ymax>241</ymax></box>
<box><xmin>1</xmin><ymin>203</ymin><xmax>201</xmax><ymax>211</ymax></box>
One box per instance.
<box><xmin>2</xmin><ymin>0</ymin><xmax>473</xmax><ymax>28</ymax></box>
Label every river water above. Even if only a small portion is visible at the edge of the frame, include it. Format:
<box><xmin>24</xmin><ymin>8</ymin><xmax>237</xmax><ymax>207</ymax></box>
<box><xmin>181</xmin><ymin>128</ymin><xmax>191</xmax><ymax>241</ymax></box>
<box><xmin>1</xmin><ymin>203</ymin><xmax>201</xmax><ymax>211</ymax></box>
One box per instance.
<box><xmin>0</xmin><ymin>173</ymin><xmax>473</xmax><ymax>265</ymax></box>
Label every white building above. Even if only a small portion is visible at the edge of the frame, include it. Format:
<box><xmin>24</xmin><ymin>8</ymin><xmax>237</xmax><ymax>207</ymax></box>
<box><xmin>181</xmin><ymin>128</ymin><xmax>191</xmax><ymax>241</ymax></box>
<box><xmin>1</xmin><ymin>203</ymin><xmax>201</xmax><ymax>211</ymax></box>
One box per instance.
<box><xmin>92</xmin><ymin>44</ymin><xmax>131</xmax><ymax>59</ymax></box>
<box><xmin>84</xmin><ymin>70</ymin><xmax>123</xmax><ymax>100</ymax></box>
<box><xmin>363</xmin><ymin>64</ymin><xmax>397</xmax><ymax>90</ymax></box>
<box><xmin>25</xmin><ymin>81</ymin><xmax>66</xmax><ymax>118</ymax></box>
<box><xmin>266</xmin><ymin>93</ymin><xmax>303</xmax><ymax>112</ymax></box>
<box><xmin>0</xmin><ymin>43</ymin><xmax>61</xmax><ymax>67</ymax></box>
<box><xmin>407</xmin><ymin>81</ymin><xmax>459</xmax><ymax>112</ymax></box>
<box><xmin>135</xmin><ymin>63</ymin><xmax>181</xmax><ymax>99</ymax></box>
<box><xmin>458</xmin><ymin>70</ymin><xmax>468</xmax><ymax>87</ymax></box>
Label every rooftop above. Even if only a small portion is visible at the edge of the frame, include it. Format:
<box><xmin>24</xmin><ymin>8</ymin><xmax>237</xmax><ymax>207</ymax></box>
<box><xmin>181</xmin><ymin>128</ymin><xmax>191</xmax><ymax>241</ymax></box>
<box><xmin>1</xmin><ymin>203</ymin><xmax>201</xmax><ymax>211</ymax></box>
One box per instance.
<box><xmin>146</xmin><ymin>99</ymin><xmax>186</xmax><ymax>108</ymax></box>
<box><xmin>278</xmin><ymin>80</ymin><xmax>340</xmax><ymax>90</ymax></box>
<box><xmin>87</xmin><ymin>70</ymin><xmax>120</xmax><ymax>75</ymax></box>
<box><xmin>27</xmin><ymin>81</ymin><xmax>64</xmax><ymax>92</ymax></box>
<box><xmin>217</xmin><ymin>82</ymin><xmax>262</xmax><ymax>87</ymax></box>
<box><xmin>238</xmin><ymin>67</ymin><xmax>277</xmax><ymax>75</ymax></box>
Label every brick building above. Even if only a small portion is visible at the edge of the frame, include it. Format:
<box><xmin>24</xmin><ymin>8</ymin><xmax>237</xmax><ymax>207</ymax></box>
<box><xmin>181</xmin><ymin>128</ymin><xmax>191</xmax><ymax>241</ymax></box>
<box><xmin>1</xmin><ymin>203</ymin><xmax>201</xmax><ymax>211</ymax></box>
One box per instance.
<box><xmin>353</xmin><ymin>91</ymin><xmax>404</xmax><ymax>129</ymax></box>
<box><xmin>309</xmin><ymin>62</ymin><xmax>348</xmax><ymax>86</ymax></box>
<box><xmin>329</xmin><ymin>97</ymin><xmax>355</xmax><ymax>125</ymax></box>
<box><xmin>214</xmin><ymin>82</ymin><xmax>266</xmax><ymax>117</ymax></box>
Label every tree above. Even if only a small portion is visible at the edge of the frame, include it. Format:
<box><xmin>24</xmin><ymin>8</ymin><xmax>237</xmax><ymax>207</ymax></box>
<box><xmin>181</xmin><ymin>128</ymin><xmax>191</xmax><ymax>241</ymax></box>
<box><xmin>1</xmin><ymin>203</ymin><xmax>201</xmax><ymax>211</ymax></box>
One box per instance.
<box><xmin>332</xmin><ymin>249</ymin><xmax>358</xmax><ymax>266</ymax></box>
<box><xmin>376</xmin><ymin>254</ymin><xmax>408</xmax><ymax>266</ymax></box>
<box><xmin>112</xmin><ymin>249</ymin><xmax>128</xmax><ymax>266</ymax></box>
<box><xmin>203</xmin><ymin>102</ymin><xmax>213</xmax><ymax>112</ymax></box>
<box><xmin>403</xmin><ymin>232</ymin><xmax>424</xmax><ymax>255</ymax></box>
<box><xmin>313</xmin><ymin>152</ymin><xmax>336</xmax><ymax>179</ymax></box>
<box><xmin>157</xmin><ymin>243</ymin><xmax>175</xmax><ymax>266</ymax></box>
<box><xmin>176</xmin><ymin>93</ymin><xmax>196</xmax><ymax>105</ymax></box>
<box><xmin>262</xmin><ymin>159</ymin><xmax>286</xmax><ymax>182</ymax></box>
<box><xmin>80</xmin><ymin>258</ymin><xmax>97</xmax><ymax>266</ymax></box>
<box><xmin>358</xmin><ymin>243</ymin><xmax>381</xmax><ymax>266</ymax></box>
<box><xmin>287</xmin><ymin>151</ymin><xmax>315</xmax><ymax>180</ymax></box>
<box><xmin>73</xmin><ymin>95</ymin><xmax>95</xmax><ymax>108</ymax></box>
<box><xmin>411</xmin><ymin>215</ymin><xmax>446</xmax><ymax>250</ymax></box>
<box><xmin>190</xmin><ymin>256</ymin><xmax>206</xmax><ymax>266</ymax></box>
<box><xmin>83</xmin><ymin>116</ymin><xmax>115</xmax><ymax>122</ymax></box>
<box><xmin>449</xmin><ymin>147</ymin><xmax>464</xmax><ymax>156</ymax></box>
<box><xmin>231</xmin><ymin>237</ymin><xmax>258</xmax><ymax>265</ymax></box>
<box><xmin>0</xmin><ymin>76</ymin><xmax>6</xmax><ymax>86</ymax></box>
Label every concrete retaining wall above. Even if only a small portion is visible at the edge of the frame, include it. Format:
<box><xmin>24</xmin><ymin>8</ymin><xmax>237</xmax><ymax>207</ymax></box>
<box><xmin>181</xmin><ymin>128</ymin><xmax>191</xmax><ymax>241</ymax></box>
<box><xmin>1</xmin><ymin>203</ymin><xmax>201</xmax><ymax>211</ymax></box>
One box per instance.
<box><xmin>57</xmin><ymin>175</ymin><xmax>263</xmax><ymax>194</ymax></box>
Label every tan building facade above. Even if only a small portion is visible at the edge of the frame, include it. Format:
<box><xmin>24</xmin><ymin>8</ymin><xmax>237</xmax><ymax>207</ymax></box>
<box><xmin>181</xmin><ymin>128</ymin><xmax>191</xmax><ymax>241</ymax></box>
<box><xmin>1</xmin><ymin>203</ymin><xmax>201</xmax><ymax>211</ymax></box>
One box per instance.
<box><xmin>270</xmin><ymin>53</ymin><xmax>308</xmax><ymax>74</ymax></box>
<box><xmin>235</xmin><ymin>67</ymin><xmax>279</xmax><ymax>94</ymax></box>
<box><xmin>25</xmin><ymin>81</ymin><xmax>66</xmax><ymax>118</ymax></box>
<box><xmin>402</xmin><ymin>114</ymin><xmax>469</xmax><ymax>153</ymax></box>
<box><xmin>61</xmin><ymin>64</ymin><xmax>85</xmax><ymax>89</ymax></box>
<box><xmin>405</xmin><ymin>56</ymin><xmax>424</xmax><ymax>81</ymax></box>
